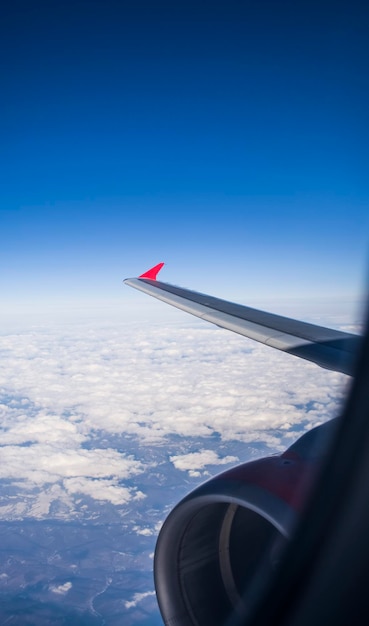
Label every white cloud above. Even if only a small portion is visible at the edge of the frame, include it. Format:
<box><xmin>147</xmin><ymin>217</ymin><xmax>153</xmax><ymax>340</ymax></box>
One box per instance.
<box><xmin>124</xmin><ymin>590</ymin><xmax>156</xmax><ymax>609</ymax></box>
<box><xmin>0</xmin><ymin>441</ymin><xmax>145</xmax><ymax>518</ymax></box>
<box><xmin>49</xmin><ymin>581</ymin><xmax>72</xmax><ymax>595</ymax></box>
<box><xmin>170</xmin><ymin>449</ymin><xmax>239</xmax><ymax>472</ymax></box>
<box><xmin>0</xmin><ymin>445</ymin><xmax>143</xmax><ymax>484</ymax></box>
<box><xmin>133</xmin><ymin>525</ymin><xmax>154</xmax><ymax>536</ymax></box>
<box><xmin>0</xmin><ymin>412</ymin><xmax>85</xmax><ymax>446</ymax></box>
<box><xmin>64</xmin><ymin>477</ymin><xmax>135</xmax><ymax>505</ymax></box>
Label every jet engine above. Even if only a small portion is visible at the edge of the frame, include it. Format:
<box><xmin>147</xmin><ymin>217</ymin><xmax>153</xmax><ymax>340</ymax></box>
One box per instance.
<box><xmin>154</xmin><ymin>421</ymin><xmax>335</xmax><ymax>626</ymax></box>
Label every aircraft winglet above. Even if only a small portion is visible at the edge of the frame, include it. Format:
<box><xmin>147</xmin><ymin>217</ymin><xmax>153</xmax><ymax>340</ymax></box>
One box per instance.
<box><xmin>139</xmin><ymin>262</ymin><xmax>165</xmax><ymax>280</ymax></box>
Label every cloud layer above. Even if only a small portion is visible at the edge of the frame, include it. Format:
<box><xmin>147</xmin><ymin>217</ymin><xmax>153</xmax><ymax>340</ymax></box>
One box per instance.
<box><xmin>0</xmin><ymin>318</ymin><xmax>350</xmax><ymax>520</ymax></box>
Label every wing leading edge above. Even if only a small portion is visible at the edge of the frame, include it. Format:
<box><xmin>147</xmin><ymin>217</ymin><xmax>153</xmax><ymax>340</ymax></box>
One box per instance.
<box><xmin>124</xmin><ymin>264</ymin><xmax>361</xmax><ymax>377</ymax></box>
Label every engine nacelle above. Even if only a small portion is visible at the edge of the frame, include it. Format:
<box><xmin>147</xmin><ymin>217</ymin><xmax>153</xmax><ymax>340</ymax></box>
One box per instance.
<box><xmin>154</xmin><ymin>421</ymin><xmax>334</xmax><ymax>626</ymax></box>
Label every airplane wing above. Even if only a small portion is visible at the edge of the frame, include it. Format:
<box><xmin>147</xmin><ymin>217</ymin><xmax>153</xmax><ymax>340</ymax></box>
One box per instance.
<box><xmin>124</xmin><ymin>263</ymin><xmax>361</xmax><ymax>377</ymax></box>
<box><xmin>124</xmin><ymin>263</ymin><xmax>368</xmax><ymax>626</ymax></box>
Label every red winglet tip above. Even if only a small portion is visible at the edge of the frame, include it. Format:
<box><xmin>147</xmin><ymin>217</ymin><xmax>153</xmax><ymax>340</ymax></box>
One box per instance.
<box><xmin>139</xmin><ymin>262</ymin><xmax>165</xmax><ymax>280</ymax></box>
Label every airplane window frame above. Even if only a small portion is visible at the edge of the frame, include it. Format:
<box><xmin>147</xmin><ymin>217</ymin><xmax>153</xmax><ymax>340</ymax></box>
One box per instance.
<box><xmin>243</xmin><ymin>304</ymin><xmax>369</xmax><ymax>626</ymax></box>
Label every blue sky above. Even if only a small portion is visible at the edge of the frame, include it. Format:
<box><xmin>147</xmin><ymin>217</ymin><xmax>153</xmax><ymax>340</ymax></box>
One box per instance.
<box><xmin>1</xmin><ymin>1</ymin><xmax>368</xmax><ymax>320</ymax></box>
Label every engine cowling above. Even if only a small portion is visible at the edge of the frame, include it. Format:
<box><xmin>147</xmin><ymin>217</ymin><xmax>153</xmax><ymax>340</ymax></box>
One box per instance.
<box><xmin>154</xmin><ymin>421</ymin><xmax>335</xmax><ymax>626</ymax></box>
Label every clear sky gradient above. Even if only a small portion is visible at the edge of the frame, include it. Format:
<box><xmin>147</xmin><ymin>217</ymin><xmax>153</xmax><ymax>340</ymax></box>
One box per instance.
<box><xmin>1</xmin><ymin>1</ymin><xmax>368</xmax><ymax>320</ymax></box>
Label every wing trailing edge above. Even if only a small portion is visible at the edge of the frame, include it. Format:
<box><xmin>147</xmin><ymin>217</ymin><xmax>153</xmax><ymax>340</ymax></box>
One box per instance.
<box><xmin>124</xmin><ymin>266</ymin><xmax>361</xmax><ymax>377</ymax></box>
